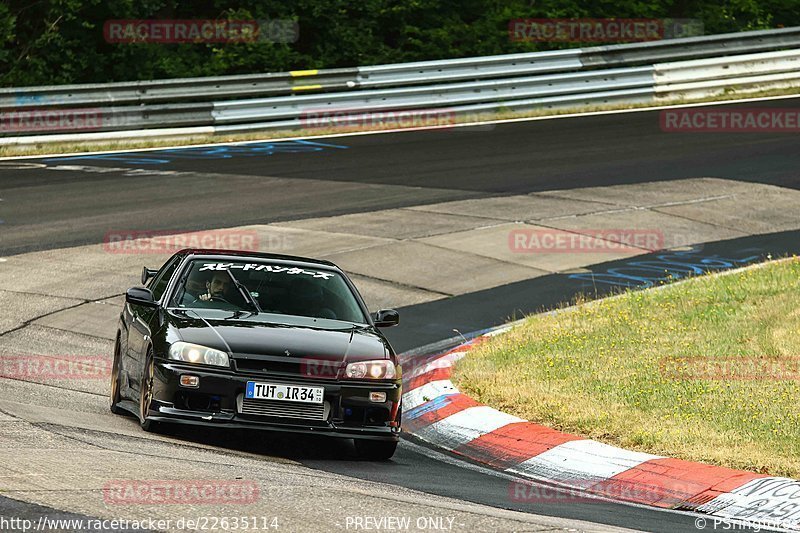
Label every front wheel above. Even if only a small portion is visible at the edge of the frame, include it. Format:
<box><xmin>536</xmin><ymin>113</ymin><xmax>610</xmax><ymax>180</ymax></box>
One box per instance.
<box><xmin>354</xmin><ymin>439</ymin><xmax>397</xmax><ymax>461</ymax></box>
<box><xmin>139</xmin><ymin>351</ymin><xmax>159</xmax><ymax>432</ymax></box>
<box><xmin>110</xmin><ymin>337</ymin><xmax>124</xmax><ymax>415</ymax></box>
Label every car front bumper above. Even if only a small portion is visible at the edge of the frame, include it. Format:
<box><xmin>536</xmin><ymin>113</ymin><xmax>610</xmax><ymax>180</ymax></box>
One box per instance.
<box><xmin>148</xmin><ymin>360</ymin><xmax>402</xmax><ymax>441</ymax></box>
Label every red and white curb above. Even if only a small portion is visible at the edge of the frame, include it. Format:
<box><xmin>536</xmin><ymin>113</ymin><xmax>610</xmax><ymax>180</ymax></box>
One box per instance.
<box><xmin>400</xmin><ymin>329</ymin><xmax>800</xmax><ymax>531</ymax></box>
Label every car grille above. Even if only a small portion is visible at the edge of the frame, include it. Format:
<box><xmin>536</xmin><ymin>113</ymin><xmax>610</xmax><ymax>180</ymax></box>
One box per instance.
<box><xmin>233</xmin><ymin>357</ymin><xmax>342</xmax><ymax>379</ymax></box>
<box><xmin>240</xmin><ymin>397</ymin><xmax>327</xmax><ymax>421</ymax></box>
<box><xmin>234</xmin><ymin>358</ymin><xmax>300</xmax><ymax>375</ymax></box>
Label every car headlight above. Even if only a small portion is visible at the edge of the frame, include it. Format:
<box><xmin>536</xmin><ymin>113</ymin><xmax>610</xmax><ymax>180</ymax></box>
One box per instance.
<box><xmin>169</xmin><ymin>342</ymin><xmax>230</xmax><ymax>368</ymax></box>
<box><xmin>345</xmin><ymin>360</ymin><xmax>397</xmax><ymax>380</ymax></box>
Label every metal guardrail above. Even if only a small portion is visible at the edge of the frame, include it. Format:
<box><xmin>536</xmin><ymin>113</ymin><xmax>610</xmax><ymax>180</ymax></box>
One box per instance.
<box><xmin>2</xmin><ymin>26</ymin><xmax>800</xmax><ymax>143</ymax></box>
<box><xmin>653</xmin><ymin>48</ymin><xmax>800</xmax><ymax>100</ymax></box>
<box><xmin>212</xmin><ymin>67</ymin><xmax>656</xmax><ymax>123</ymax></box>
<box><xmin>579</xmin><ymin>26</ymin><xmax>800</xmax><ymax>67</ymax></box>
<box><xmin>0</xmin><ymin>69</ymin><xmax>360</xmax><ymax>110</ymax></box>
<box><xmin>655</xmin><ymin>48</ymin><xmax>800</xmax><ymax>84</ymax></box>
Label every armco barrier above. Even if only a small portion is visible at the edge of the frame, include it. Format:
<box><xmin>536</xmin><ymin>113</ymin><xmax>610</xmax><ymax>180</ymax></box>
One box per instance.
<box><xmin>2</xmin><ymin>26</ymin><xmax>800</xmax><ymax>143</ymax></box>
<box><xmin>579</xmin><ymin>25</ymin><xmax>800</xmax><ymax>67</ymax></box>
<box><xmin>0</xmin><ymin>69</ymin><xmax>360</xmax><ymax>110</ymax></box>
<box><xmin>210</xmin><ymin>67</ymin><xmax>656</xmax><ymax>124</ymax></box>
<box><xmin>654</xmin><ymin>48</ymin><xmax>800</xmax><ymax>100</ymax></box>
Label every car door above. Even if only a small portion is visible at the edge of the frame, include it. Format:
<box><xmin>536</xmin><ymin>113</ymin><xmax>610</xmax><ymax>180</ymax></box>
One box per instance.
<box><xmin>125</xmin><ymin>255</ymin><xmax>181</xmax><ymax>395</ymax></box>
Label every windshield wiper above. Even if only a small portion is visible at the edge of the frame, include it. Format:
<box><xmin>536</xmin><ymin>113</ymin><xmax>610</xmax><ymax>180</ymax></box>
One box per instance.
<box><xmin>225</xmin><ymin>269</ymin><xmax>262</xmax><ymax>314</ymax></box>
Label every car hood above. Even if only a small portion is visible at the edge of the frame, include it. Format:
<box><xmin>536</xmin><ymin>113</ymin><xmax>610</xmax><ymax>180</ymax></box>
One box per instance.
<box><xmin>166</xmin><ymin>309</ymin><xmax>392</xmax><ymax>365</ymax></box>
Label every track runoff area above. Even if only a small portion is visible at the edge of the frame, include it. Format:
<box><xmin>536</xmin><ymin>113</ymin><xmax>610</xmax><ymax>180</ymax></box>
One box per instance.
<box><xmin>1</xmin><ymin>95</ymin><xmax>800</xmax><ymax>532</ymax></box>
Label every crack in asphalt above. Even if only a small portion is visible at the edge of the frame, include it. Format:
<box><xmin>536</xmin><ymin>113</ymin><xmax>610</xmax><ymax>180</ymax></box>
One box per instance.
<box><xmin>0</xmin><ymin>376</ymin><xmax>104</xmax><ymax>397</ymax></box>
<box><xmin>642</xmin><ymin>193</ymin><xmax>737</xmax><ymax>209</ymax></box>
<box><xmin>529</xmin><ymin>192</ymin><xmax>626</xmax><ymax>208</ymax></box>
<box><xmin>0</xmin><ymin>289</ymin><xmax>81</xmax><ymax>300</ymax></box>
<box><xmin>350</xmin><ymin>271</ymin><xmax>452</xmax><ymax>297</ymax></box>
<box><xmin>33</xmin><ymin>323</ymin><xmax>114</xmax><ymax>342</ymax></box>
<box><xmin>0</xmin><ymin>409</ymin><xmax>309</xmax><ymax>473</ymax></box>
<box><xmin>418</xmin><ymin>239</ymin><xmax>552</xmax><ymax>274</ymax></box>
<box><xmin>0</xmin><ymin>293</ymin><xmax>121</xmax><ymax>337</ymax></box>
<box><xmin>649</xmin><ymin>206</ymin><xmax>751</xmax><ymax>234</ymax></box>
<box><xmin>30</xmin><ymin>423</ymin><xmax>299</xmax><ymax>472</ymax></box>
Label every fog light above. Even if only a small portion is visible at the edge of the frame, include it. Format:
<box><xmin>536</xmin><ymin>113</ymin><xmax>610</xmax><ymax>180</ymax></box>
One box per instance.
<box><xmin>180</xmin><ymin>375</ymin><xmax>199</xmax><ymax>388</ymax></box>
<box><xmin>369</xmin><ymin>392</ymin><xmax>386</xmax><ymax>403</ymax></box>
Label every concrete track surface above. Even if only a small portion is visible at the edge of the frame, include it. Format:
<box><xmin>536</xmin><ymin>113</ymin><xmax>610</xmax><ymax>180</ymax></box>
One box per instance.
<box><xmin>1</xmin><ymin>98</ymin><xmax>799</xmax><ymax>532</ymax></box>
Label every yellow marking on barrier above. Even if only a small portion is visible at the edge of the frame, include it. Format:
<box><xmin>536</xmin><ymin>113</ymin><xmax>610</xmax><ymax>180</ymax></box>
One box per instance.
<box><xmin>290</xmin><ymin>69</ymin><xmax>319</xmax><ymax>77</ymax></box>
<box><xmin>292</xmin><ymin>84</ymin><xmax>323</xmax><ymax>91</ymax></box>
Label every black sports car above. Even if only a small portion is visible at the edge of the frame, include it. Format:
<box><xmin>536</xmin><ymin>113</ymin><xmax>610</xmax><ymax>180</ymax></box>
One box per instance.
<box><xmin>110</xmin><ymin>249</ymin><xmax>402</xmax><ymax>459</ymax></box>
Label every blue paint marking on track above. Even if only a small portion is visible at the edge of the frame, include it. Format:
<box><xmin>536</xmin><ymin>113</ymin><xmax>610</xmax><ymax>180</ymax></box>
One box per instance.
<box><xmin>405</xmin><ymin>394</ymin><xmax>458</xmax><ymax>421</ymax></box>
<box><xmin>568</xmin><ymin>249</ymin><xmax>763</xmax><ymax>289</ymax></box>
<box><xmin>41</xmin><ymin>139</ymin><xmax>349</xmax><ymax>165</ymax></box>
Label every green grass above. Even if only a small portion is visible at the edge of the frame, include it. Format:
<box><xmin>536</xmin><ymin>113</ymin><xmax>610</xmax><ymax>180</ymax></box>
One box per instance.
<box><xmin>452</xmin><ymin>258</ymin><xmax>800</xmax><ymax>477</ymax></box>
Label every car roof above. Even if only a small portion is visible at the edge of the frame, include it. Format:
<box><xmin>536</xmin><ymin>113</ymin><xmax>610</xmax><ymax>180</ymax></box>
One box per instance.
<box><xmin>177</xmin><ymin>248</ymin><xmax>341</xmax><ymax>270</ymax></box>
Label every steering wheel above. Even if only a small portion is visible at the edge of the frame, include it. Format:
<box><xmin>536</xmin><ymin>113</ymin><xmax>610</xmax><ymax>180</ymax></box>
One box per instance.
<box><xmin>190</xmin><ymin>294</ymin><xmax>234</xmax><ymax>307</ymax></box>
<box><xmin>317</xmin><ymin>307</ymin><xmax>338</xmax><ymax>320</ymax></box>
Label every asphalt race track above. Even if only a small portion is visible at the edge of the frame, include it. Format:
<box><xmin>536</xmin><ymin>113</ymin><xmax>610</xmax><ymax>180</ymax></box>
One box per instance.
<box><xmin>2</xmin><ymin>98</ymin><xmax>800</xmax><ymax>532</ymax></box>
<box><xmin>2</xmin><ymin>97</ymin><xmax>800</xmax><ymax>258</ymax></box>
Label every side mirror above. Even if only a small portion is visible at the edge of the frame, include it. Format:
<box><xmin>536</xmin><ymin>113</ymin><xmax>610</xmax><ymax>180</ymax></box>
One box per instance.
<box><xmin>141</xmin><ymin>267</ymin><xmax>158</xmax><ymax>285</ymax></box>
<box><xmin>374</xmin><ymin>309</ymin><xmax>399</xmax><ymax>328</ymax></box>
<box><xmin>126</xmin><ymin>287</ymin><xmax>157</xmax><ymax>308</ymax></box>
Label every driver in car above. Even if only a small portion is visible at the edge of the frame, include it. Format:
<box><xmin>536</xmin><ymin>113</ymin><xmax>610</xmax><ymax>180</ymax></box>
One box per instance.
<box><xmin>198</xmin><ymin>272</ymin><xmax>232</xmax><ymax>301</ymax></box>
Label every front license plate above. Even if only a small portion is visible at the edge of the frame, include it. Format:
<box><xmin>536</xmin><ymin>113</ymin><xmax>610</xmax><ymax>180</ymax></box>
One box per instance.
<box><xmin>245</xmin><ymin>381</ymin><xmax>324</xmax><ymax>404</ymax></box>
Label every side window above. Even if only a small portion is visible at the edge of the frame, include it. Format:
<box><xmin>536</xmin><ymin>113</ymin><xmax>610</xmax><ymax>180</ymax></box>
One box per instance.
<box><xmin>149</xmin><ymin>257</ymin><xmax>181</xmax><ymax>301</ymax></box>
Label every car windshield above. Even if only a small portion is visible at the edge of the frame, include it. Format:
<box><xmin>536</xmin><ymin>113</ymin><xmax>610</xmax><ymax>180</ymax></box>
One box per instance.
<box><xmin>170</xmin><ymin>259</ymin><xmax>368</xmax><ymax>324</ymax></box>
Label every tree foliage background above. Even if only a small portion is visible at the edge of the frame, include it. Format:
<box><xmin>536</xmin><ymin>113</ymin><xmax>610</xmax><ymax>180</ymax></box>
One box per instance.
<box><xmin>2</xmin><ymin>0</ymin><xmax>798</xmax><ymax>87</ymax></box>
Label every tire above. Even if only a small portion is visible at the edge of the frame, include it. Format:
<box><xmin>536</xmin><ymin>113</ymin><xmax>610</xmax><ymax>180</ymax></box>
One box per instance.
<box><xmin>138</xmin><ymin>350</ymin><xmax>159</xmax><ymax>432</ymax></box>
<box><xmin>354</xmin><ymin>439</ymin><xmax>397</xmax><ymax>461</ymax></box>
<box><xmin>109</xmin><ymin>336</ymin><xmax>124</xmax><ymax>415</ymax></box>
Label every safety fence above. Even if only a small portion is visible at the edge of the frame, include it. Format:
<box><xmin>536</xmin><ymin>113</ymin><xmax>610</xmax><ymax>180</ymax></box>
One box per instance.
<box><xmin>2</xmin><ymin>26</ymin><xmax>799</xmax><ymax>144</ymax></box>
